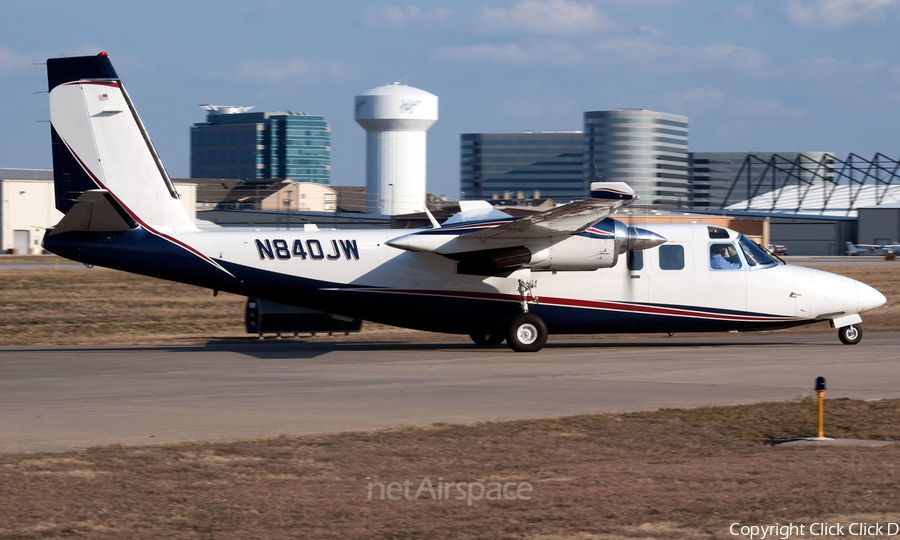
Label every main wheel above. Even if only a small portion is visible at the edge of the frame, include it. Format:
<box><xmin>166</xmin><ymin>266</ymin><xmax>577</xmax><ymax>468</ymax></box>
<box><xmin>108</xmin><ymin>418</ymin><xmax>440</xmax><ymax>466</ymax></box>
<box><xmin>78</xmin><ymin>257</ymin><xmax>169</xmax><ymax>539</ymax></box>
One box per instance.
<box><xmin>507</xmin><ymin>313</ymin><xmax>548</xmax><ymax>353</ymax></box>
<box><xmin>470</xmin><ymin>332</ymin><xmax>506</xmax><ymax>346</ymax></box>
<box><xmin>838</xmin><ymin>324</ymin><xmax>862</xmax><ymax>345</ymax></box>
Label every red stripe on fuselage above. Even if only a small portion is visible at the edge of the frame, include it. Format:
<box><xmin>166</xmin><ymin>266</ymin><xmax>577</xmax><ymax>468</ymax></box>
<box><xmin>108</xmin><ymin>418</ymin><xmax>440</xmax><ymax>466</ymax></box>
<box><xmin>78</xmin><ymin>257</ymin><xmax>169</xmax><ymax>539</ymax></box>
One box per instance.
<box><xmin>359</xmin><ymin>289</ymin><xmax>794</xmax><ymax>322</ymax></box>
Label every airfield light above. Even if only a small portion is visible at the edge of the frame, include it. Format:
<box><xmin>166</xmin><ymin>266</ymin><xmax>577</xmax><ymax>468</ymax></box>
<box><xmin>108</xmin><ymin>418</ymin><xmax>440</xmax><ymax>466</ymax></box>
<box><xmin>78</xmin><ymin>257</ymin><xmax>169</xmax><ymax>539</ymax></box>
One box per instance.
<box><xmin>98</xmin><ymin>51</ymin><xmax>107</xmax><ymax>56</ymax></box>
<box><xmin>815</xmin><ymin>377</ymin><xmax>826</xmax><ymax>438</ymax></box>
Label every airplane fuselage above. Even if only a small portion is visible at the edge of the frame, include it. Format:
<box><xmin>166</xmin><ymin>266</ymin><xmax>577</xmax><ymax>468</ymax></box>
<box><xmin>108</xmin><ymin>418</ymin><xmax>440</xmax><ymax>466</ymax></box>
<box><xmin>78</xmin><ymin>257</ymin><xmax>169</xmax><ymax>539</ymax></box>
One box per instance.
<box><xmin>43</xmin><ymin>221</ymin><xmax>883</xmax><ymax>337</ymax></box>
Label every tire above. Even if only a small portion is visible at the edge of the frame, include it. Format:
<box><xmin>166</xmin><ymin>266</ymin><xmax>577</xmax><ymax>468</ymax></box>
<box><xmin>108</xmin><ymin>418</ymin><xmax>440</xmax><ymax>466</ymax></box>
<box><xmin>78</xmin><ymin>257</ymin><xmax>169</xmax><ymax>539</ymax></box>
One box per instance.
<box><xmin>838</xmin><ymin>324</ymin><xmax>862</xmax><ymax>345</ymax></box>
<box><xmin>507</xmin><ymin>313</ymin><xmax>548</xmax><ymax>353</ymax></box>
<box><xmin>470</xmin><ymin>332</ymin><xmax>506</xmax><ymax>347</ymax></box>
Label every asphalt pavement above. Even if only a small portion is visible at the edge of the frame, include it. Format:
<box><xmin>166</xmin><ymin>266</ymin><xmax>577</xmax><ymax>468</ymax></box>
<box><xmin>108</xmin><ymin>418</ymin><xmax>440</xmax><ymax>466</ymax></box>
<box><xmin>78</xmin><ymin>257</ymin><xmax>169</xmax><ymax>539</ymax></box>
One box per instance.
<box><xmin>1</xmin><ymin>332</ymin><xmax>899</xmax><ymax>452</ymax></box>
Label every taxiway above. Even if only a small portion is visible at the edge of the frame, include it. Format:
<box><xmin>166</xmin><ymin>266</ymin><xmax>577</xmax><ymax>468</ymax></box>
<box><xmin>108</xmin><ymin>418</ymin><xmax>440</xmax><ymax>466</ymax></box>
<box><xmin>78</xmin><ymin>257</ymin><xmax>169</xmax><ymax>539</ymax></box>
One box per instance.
<box><xmin>1</xmin><ymin>332</ymin><xmax>899</xmax><ymax>452</ymax></box>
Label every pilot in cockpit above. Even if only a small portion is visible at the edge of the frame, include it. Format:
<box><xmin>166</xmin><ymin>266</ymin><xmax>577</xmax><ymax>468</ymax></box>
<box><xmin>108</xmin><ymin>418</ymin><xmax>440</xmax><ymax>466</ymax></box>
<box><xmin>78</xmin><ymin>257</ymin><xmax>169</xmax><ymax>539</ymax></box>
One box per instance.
<box><xmin>710</xmin><ymin>244</ymin><xmax>741</xmax><ymax>270</ymax></box>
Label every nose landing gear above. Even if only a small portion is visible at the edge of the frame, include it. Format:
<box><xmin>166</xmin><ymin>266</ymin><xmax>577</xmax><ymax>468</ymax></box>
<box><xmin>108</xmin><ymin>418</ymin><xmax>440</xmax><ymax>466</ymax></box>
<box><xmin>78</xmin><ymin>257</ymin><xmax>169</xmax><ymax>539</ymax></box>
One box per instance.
<box><xmin>838</xmin><ymin>324</ymin><xmax>862</xmax><ymax>345</ymax></box>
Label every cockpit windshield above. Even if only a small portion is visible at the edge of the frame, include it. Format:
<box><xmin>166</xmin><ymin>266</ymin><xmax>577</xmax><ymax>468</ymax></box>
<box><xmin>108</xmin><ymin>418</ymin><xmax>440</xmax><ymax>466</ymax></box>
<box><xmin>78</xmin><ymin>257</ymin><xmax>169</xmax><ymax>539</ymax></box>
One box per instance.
<box><xmin>738</xmin><ymin>235</ymin><xmax>776</xmax><ymax>267</ymax></box>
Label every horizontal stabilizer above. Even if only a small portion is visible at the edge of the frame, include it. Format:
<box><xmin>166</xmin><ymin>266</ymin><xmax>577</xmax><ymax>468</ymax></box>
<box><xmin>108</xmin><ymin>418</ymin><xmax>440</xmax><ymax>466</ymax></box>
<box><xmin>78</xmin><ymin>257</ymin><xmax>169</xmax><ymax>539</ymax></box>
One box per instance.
<box><xmin>49</xmin><ymin>190</ymin><xmax>137</xmax><ymax>235</ymax></box>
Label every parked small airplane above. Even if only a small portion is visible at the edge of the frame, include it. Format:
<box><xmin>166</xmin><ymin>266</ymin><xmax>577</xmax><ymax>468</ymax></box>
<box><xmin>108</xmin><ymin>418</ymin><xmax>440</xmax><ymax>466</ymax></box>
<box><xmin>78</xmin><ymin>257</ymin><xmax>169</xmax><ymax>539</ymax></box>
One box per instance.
<box><xmin>40</xmin><ymin>54</ymin><xmax>886</xmax><ymax>351</ymax></box>
<box><xmin>845</xmin><ymin>241</ymin><xmax>899</xmax><ymax>256</ymax></box>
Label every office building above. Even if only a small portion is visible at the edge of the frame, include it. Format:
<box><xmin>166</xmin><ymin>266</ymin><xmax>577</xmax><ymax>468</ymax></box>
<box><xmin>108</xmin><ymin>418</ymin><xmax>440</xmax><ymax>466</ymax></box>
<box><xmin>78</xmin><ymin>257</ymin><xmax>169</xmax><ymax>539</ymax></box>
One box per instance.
<box><xmin>460</xmin><ymin>131</ymin><xmax>584</xmax><ymax>202</ymax></box>
<box><xmin>583</xmin><ymin>109</ymin><xmax>690</xmax><ymax>207</ymax></box>
<box><xmin>191</xmin><ymin>105</ymin><xmax>330</xmax><ymax>183</ymax></box>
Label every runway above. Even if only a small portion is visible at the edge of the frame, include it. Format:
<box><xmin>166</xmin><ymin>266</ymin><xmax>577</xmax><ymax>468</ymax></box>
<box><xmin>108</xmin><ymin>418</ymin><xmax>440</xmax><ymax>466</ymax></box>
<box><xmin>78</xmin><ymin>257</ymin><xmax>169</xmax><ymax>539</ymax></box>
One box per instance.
<box><xmin>2</xmin><ymin>332</ymin><xmax>900</xmax><ymax>453</ymax></box>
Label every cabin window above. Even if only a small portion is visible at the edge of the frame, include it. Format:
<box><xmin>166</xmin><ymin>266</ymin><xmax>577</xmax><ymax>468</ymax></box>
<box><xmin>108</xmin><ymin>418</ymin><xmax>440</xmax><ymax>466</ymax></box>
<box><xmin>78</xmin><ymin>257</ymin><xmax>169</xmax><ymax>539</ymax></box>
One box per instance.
<box><xmin>627</xmin><ymin>250</ymin><xmax>643</xmax><ymax>271</ymax></box>
<box><xmin>738</xmin><ymin>235</ymin><xmax>776</xmax><ymax>267</ymax></box>
<box><xmin>708</xmin><ymin>226</ymin><xmax>730</xmax><ymax>239</ymax></box>
<box><xmin>658</xmin><ymin>245</ymin><xmax>684</xmax><ymax>271</ymax></box>
<box><xmin>709</xmin><ymin>243</ymin><xmax>743</xmax><ymax>270</ymax></box>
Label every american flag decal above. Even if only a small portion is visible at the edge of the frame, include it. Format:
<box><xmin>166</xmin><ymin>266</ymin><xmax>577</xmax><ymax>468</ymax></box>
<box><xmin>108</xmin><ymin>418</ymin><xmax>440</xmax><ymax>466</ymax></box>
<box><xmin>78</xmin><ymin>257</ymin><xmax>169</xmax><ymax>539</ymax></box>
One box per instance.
<box><xmin>98</xmin><ymin>94</ymin><xmax>108</xmax><ymax>101</ymax></box>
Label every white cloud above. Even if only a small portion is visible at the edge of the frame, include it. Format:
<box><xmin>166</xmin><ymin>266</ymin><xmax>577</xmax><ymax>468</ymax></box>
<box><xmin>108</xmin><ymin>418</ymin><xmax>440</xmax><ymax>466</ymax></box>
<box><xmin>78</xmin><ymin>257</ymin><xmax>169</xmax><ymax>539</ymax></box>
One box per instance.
<box><xmin>481</xmin><ymin>0</ymin><xmax>616</xmax><ymax>34</ymax></box>
<box><xmin>794</xmin><ymin>55</ymin><xmax>892</xmax><ymax>80</ymax></box>
<box><xmin>501</xmin><ymin>96</ymin><xmax>578</xmax><ymax>118</ymax></box>
<box><xmin>364</xmin><ymin>5</ymin><xmax>453</xmax><ymax>28</ymax></box>
<box><xmin>0</xmin><ymin>48</ymin><xmax>32</xmax><ymax>77</ymax></box>
<box><xmin>595</xmin><ymin>39</ymin><xmax>767</xmax><ymax>74</ymax></box>
<box><xmin>623</xmin><ymin>88</ymin><xmax>804</xmax><ymax>119</ymax></box>
<box><xmin>620</xmin><ymin>87</ymin><xmax>723</xmax><ymax>115</ymax></box>
<box><xmin>785</xmin><ymin>0</ymin><xmax>899</xmax><ymax>29</ymax></box>
<box><xmin>635</xmin><ymin>25</ymin><xmax>664</xmax><ymax>39</ymax></box>
<box><xmin>433</xmin><ymin>40</ymin><xmax>584</xmax><ymax>65</ymax></box>
<box><xmin>723</xmin><ymin>3</ymin><xmax>756</xmax><ymax>22</ymax></box>
<box><xmin>593</xmin><ymin>0</ymin><xmax>684</xmax><ymax>7</ymax></box>
<box><xmin>209</xmin><ymin>57</ymin><xmax>352</xmax><ymax>83</ymax></box>
<box><xmin>738</xmin><ymin>97</ymin><xmax>806</xmax><ymax>119</ymax></box>
<box><xmin>661</xmin><ymin>87</ymin><xmax>724</xmax><ymax>113</ymax></box>
<box><xmin>0</xmin><ymin>44</ymin><xmax>148</xmax><ymax>78</ymax></box>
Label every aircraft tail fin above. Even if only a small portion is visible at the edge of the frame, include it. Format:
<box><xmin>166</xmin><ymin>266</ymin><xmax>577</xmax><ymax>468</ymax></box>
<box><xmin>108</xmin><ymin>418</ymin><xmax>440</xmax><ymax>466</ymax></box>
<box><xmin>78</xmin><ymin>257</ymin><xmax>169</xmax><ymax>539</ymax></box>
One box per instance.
<box><xmin>47</xmin><ymin>53</ymin><xmax>194</xmax><ymax>232</ymax></box>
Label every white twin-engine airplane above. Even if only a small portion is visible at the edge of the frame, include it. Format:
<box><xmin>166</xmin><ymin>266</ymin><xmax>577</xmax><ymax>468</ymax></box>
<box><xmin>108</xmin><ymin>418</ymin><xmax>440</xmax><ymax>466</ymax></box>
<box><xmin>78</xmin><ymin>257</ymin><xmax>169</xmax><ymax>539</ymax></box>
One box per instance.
<box><xmin>41</xmin><ymin>53</ymin><xmax>886</xmax><ymax>352</ymax></box>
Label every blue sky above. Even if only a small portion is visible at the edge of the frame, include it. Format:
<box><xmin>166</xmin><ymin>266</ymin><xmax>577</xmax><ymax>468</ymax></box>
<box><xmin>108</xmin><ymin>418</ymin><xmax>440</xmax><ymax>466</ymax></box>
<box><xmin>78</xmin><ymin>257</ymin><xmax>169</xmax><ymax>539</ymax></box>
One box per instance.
<box><xmin>1</xmin><ymin>0</ymin><xmax>899</xmax><ymax>198</ymax></box>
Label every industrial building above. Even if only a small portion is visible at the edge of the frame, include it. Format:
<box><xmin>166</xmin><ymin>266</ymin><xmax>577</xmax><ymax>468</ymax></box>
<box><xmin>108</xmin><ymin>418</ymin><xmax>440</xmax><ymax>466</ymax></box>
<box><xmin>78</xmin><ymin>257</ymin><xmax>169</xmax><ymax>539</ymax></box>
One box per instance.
<box><xmin>690</xmin><ymin>152</ymin><xmax>834</xmax><ymax>209</ymax></box>
<box><xmin>1</xmin><ymin>168</ymin><xmax>196</xmax><ymax>254</ymax></box>
<box><xmin>460</xmin><ymin>131</ymin><xmax>583</xmax><ymax>202</ymax></box>
<box><xmin>858</xmin><ymin>204</ymin><xmax>900</xmax><ymax>246</ymax></box>
<box><xmin>193</xmin><ymin>178</ymin><xmax>338</xmax><ymax>213</ymax></box>
<box><xmin>693</xmin><ymin>153</ymin><xmax>900</xmax><ymax>255</ymax></box>
<box><xmin>190</xmin><ymin>105</ymin><xmax>331</xmax><ymax>183</ymax></box>
<box><xmin>355</xmin><ymin>83</ymin><xmax>438</xmax><ymax>216</ymax></box>
<box><xmin>0</xmin><ymin>169</ymin><xmax>59</xmax><ymax>254</ymax></box>
<box><xmin>584</xmin><ymin>109</ymin><xmax>690</xmax><ymax>206</ymax></box>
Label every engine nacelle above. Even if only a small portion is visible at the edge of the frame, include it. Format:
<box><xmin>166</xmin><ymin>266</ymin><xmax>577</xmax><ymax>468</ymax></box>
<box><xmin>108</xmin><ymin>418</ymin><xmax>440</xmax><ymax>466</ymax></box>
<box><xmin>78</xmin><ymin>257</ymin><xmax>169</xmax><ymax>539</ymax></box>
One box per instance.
<box><xmin>450</xmin><ymin>219</ymin><xmax>666</xmax><ymax>275</ymax></box>
<box><xmin>529</xmin><ymin>219</ymin><xmax>666</xmax><ymax>271</ymax></box>
<box><xmin>529</xmin><ymin>235</ymin><xmax>618</xmax><ymax>271</ymax></box>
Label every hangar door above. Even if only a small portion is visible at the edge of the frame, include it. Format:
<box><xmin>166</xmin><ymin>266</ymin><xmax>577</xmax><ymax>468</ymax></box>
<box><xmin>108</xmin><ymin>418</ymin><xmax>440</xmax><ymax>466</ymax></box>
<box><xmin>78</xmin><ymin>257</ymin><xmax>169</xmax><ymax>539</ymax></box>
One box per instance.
<box><xmin>13</xmin><ymin>230</ymin><xmax>29</xmax><ymax>255</ymax></box>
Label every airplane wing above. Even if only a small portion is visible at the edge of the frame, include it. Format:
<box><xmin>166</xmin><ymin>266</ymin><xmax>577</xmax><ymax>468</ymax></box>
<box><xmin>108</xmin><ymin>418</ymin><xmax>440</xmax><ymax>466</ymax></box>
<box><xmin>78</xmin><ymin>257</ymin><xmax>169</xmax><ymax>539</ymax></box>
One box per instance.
<box><xmin>462</xmin><ymin>183</ymin><xmax>636</xmax><ymax>240</ymax></box>
<box><xmin>386</xmin><ymin>182</ymin><xmax>640</xmax><ymax>254</ymax></box>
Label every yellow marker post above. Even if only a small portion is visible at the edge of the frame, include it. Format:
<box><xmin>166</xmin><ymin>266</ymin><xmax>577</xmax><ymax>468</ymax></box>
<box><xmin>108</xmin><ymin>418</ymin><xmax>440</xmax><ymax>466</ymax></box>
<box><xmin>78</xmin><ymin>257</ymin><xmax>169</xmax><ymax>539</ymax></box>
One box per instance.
<box><xmin>815</xmin><ymin>377</ymin><xmax>826</xmax><ymax>439</ymax></box>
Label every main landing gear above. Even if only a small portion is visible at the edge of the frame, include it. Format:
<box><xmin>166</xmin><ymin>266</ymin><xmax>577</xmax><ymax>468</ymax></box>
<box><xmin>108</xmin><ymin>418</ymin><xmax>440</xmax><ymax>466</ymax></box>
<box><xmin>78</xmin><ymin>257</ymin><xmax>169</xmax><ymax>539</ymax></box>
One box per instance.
<box><xmin>469</xmin><ymin>332</ymin><xmax>505</xmax><ymax>346</ymax></box>
<box><xmin>469</xmin><ymin>280</ymin><xmax>549</xmax><ymax>352</ymax></box>
<box><xmin>506</xmin><ymin>280</ymin><xmax>548</xmax><ymax>353</ymax></box>
<box><xmin>507</xmin><ymin>313</ymin><xmax>548</xmax><ymax>352</ymax></box>
<box><xmin>838</xmin><ymin>324</ymin><xmax>862</xmax><ymax>345</ymax></box>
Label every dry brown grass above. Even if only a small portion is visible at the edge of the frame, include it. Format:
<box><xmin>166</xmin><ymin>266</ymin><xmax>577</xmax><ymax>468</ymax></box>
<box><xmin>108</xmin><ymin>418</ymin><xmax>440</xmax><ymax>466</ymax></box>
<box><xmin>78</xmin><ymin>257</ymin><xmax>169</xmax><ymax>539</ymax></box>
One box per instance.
<box><xmin>0</xmin><ymin>263</ymin><xmax>897</xmax><ymax>345</ymax></box>
<box><xmin>1</xmin><ymin>399</ymin><xmax>900</xmax><ymax>539</ymax></box>
<box><xmin>0</xmin><ymin>268</ymin><xmax>247</xmax><ymax>345</ymax></box>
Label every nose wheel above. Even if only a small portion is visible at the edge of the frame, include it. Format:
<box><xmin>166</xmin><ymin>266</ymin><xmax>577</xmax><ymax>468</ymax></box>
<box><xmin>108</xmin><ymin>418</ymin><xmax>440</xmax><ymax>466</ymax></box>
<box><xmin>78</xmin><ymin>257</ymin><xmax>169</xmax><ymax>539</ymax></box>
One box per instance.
<box><xmin>838</xmin><ymin>324</ymin><xmax>862</xmax><ymax>345</ymax></box>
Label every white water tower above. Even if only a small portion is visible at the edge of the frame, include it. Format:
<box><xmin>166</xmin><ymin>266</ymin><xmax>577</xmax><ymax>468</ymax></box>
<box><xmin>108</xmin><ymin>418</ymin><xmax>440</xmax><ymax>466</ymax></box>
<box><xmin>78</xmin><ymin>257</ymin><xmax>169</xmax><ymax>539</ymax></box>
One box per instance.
<box><xmin>355</xmin><ymin>83</ymin><xmax>438</xmax><ymax>215</ymax></box>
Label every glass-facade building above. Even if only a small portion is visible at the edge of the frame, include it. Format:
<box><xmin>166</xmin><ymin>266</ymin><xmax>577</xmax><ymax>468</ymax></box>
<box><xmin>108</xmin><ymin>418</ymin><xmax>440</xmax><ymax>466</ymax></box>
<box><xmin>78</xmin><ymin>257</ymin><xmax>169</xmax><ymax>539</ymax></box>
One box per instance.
<box><xmin>583</xmin><ymin>109</ymin><xmax>690</xmax><ymax>207</ymax></box>
<box><xmin>460</xmin><ymin>132</ymin><xmax>584</xmax><ymax>202</ymax></box>
<box><xmin>689</xmin><ymin>152</ymin><xmax>835</xmax><ymax>209</ymax></box>
<box><xmin>191</xmin><ymin>111</ymin><xmax>330</xmax><ymax>183</ymax></box>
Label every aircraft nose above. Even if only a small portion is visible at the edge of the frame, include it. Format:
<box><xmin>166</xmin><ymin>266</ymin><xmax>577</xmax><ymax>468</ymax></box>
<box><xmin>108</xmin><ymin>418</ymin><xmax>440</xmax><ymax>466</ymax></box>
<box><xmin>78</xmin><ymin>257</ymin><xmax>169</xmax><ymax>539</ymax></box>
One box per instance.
<box><xmin>858</xmin><ymin>281</ymin><xmax>886</xmax><ymax>313</ymax></box>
